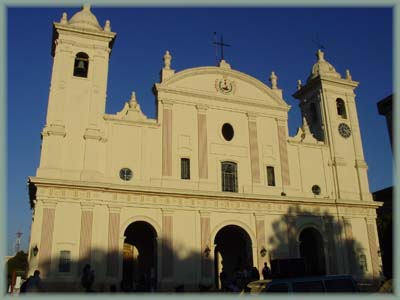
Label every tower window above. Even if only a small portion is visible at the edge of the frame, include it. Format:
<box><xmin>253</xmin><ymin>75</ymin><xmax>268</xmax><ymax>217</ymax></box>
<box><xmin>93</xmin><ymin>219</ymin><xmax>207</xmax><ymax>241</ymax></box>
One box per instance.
<box><xmin>59</xmin><ymin>250</ymin><xmax>71</xmax><ymax>272</ymax></box>
<box><xmin>73</xmin><ymin>52</ymin><xmax>89</xmax><ymax>78</ymax></box>
<box><xmin>336</xmin><ymin>98</ymin><xmax>347</xmax><ymax>119</ymax></box>
<box><xmin>310</xmin><ymin>102</ymin><xmax>318</xmax><ymax>123</ymax></box>
<box><xmin>221</xmin><ymin>161</ymin><xmax>238</xmax><ymax>192</ymax></box>
<box><xmin>181</xmin><ymin>158</ymin><xmax>190</xmax><ymax>180</ymax></box>
<box><xmin>266</xmin><ymin>166</ymin><xmax>276</xmax><ymax>186</ymax></box>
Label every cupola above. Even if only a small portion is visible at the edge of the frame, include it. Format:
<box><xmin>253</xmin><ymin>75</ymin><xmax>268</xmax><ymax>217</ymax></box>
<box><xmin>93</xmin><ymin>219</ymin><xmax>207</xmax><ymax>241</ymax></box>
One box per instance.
<box><xmin>307</xmin><ymin>49</ymin><xmax>341</xmax><ymax>82</ymax></box>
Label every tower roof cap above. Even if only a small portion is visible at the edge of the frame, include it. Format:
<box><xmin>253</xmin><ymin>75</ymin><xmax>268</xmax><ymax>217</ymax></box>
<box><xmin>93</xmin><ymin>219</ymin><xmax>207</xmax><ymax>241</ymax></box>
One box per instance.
<box><xmin>307</xmin><ymin>49</ymin><xmax>341</xmax><ymax>82</ymax></box>
<box><xmin>69</xmin><ymin>4</ymin><xmax>102</xmax><ymax>31</ymax></box>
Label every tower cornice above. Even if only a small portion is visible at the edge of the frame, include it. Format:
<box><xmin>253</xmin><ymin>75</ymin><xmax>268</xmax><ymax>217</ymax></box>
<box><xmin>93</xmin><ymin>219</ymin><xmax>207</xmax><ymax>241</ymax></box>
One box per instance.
<box><xmin>293</xmin><ymin>75</ymin><xmax>359</xmax><ymax>99</ymax></box>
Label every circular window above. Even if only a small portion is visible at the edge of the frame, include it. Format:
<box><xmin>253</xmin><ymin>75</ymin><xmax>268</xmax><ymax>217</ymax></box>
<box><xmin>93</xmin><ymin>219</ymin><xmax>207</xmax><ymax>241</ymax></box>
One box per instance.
<box><xmin>312</xmin><ymin>185</ymin><xmax>321</xmax><ymax>195</ymax></box>
<box><xmin>222</xmin><ymin>123</ymin><xmax>234</xmax><ymax>141</ymax></box>
<box><xmin>119</xmin><ymin>168</ymin><xmax>133</xmax><ymax>181</ymax></box>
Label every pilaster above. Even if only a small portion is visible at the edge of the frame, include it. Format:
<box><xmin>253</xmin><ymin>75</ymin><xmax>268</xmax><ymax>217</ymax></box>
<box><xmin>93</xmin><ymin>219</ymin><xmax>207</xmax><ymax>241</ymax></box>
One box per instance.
<box><xmin>106</xmin><ymin>205</ymin><xmax>121</xmax><ymax>278</ymax></box>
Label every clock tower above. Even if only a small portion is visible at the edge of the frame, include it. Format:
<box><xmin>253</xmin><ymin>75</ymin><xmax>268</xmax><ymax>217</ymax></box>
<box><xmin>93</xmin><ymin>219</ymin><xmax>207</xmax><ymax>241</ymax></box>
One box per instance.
<box><xmin>293</xmin><ymin>49</ymin><xmax>372</xmax><ymax>201</ymax></box>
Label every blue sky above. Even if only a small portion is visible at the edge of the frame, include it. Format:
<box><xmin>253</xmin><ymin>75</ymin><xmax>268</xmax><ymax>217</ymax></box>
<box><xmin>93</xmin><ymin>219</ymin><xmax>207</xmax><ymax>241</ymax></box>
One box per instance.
<box><xmin>7</xmin><ymin>6</ymin><xmax>393</xmax><ymax>255</ymax></box>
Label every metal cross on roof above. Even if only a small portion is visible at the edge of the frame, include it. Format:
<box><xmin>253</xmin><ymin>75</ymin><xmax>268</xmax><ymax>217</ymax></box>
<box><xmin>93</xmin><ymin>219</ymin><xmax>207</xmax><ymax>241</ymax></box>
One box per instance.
<box><xmin>312</xmin><ymin>34</ymin><xmax>326</xmax><ymax>50</ymax></box>
<box><xmin>213</xmin><ymin>32</ymin><xmax>230</xmax><ymax>61</ymax></box>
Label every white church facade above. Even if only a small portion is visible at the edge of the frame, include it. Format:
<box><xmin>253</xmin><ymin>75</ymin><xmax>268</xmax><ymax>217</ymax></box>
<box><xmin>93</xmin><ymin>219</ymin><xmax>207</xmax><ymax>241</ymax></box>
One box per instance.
<box><xmin>27</xmin><ymin>5</ymin><xmax>382</xmax><ymax>292</ymax></box>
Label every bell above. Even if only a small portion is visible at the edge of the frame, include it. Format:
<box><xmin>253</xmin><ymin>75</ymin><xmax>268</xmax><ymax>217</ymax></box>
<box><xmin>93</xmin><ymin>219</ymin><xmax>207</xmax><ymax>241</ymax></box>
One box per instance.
<box><xmin>76</xmin><ymin>60</ymin><xmax>85</xmax><ymax>71</ymax></box>
<box><xmin>74</xmin><ymin>60</ymin><xmax>87</xmax><ymax>77</ymax></box>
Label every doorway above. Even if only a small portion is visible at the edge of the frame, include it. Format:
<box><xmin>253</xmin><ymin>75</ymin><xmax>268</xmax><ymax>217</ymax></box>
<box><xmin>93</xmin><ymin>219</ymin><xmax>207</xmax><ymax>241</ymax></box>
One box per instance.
<box><xmin>214</xmin><ymin>225</ymin><xmax>253</xmax><ymax>289</ymax></box>
<box><xmin>299</xmin><ymin>227</ymin><xmax>326</xmax><ymax>275</ymax></box>
<box><xmin>122</xmin><ymin>221</ymin><xmax>157</xmax><ymax>291</ymax></box>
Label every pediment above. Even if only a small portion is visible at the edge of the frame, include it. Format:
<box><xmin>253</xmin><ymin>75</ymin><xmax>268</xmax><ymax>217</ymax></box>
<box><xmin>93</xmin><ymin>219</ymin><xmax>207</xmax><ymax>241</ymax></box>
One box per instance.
<box><xmin>156</xmin><ymin>66</ymin><xmax>290</xmax><ymax>111</ymax></box>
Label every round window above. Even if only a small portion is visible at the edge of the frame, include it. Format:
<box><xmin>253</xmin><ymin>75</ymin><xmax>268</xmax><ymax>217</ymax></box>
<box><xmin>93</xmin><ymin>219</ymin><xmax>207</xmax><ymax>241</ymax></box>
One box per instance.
<box><xmin>119</xmin><ymin>168</ymin><xmax>133</xmax><ymax>181</ymax></box>
<box><xmin>222</xmin><ymin>123</ymin><xmax>234</xmax><ymax>141</ymax></box>
<box><xmin>312</xmin><ymin>185</ymin><xmax>321</xmax><ymax>195</ymax></box>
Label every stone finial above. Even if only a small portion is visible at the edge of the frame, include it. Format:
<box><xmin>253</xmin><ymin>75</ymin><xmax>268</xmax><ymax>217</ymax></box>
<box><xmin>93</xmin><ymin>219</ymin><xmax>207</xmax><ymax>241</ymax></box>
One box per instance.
<box><xmin>317</xmin><ymin>49</ymin><xmax>325</xmax><ymax>62</ymax></box>
<box><xmin>297</xmin><ymin>79</ymin><xmax>302</xmax><ymax>91</ymax></box>
<box><xmin>60</xmin><ymin>12</ymin><xmax>68</xmax><ymax>24</ymax></box>
<box><xmin>345</xmin><ymin>69</ymin><xmax>352</xmax><ymax>80</ymax></box>
<box><xmin>83</xmin><ymin>4</ymin><xmax>91</xmax><ymax>11</ymax></box>
<box><xmin>104</xmin><ymin>20</ymin><xmax>111</xmax><ymax>32</ymax></box>
<box><xmin>219</xmin><ymin>59</ymin><xmax>231</xmax><ymax>69</ymax></box>
<box><xmin>302</xmin><ymin>116</ymin><xmax>311</xmax><ymax>135</ymax></box>
<box><xmin>269</xmin><ymin>71</ymin><xmax>278</xmax><ymax>89</ymax></box>
<box><xmin>163</xmin><ymin>50</ymin><xmax>172</xmax><ymax>70</ymax></box>
<box><xmin>129</xmin><ymin>91</ymin><xmax>137</xmax><ymax>106</ymax></box>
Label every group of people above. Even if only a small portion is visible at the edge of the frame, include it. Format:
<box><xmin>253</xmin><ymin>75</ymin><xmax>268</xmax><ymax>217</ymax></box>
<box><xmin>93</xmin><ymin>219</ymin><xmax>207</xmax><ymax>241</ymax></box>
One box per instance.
<box><xmin>20</xmin><ymin>264</ymin><xmax>95</xmax><ymax>294</ymax></box>
<box><xmin>20</xmin><ymin>263</ymin><xmax>271</xmax><ymax>293</ymax></box>
<box><xmin>219</xmin><ymin>262</ymin><xmax>272</xmax><ymax>292</ymax></box>
<box><xmin>219</xmin><ymin>265</ymin><xmax>259</xmax><ymax>292</ymax></box>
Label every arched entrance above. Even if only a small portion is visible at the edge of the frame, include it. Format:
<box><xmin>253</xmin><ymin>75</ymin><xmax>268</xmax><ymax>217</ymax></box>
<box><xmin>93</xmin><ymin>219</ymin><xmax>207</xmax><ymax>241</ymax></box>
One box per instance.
<box><xmin>122</xmin><ymin>221</ymin><xmax>157</xmax><ymax>291</ymax></box>
<box><xmin>214</xmin><ymin>225</ymin><xmax>253</xmax><ymax>289</ymax></box>
<box><xmin>299</xmin><ymin>227</ymin><xmax>326</xmax><ymax>275</ymax></box>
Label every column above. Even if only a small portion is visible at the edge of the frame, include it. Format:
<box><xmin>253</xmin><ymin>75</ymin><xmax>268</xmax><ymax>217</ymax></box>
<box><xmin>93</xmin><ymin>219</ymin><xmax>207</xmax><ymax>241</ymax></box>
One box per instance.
<box><xmin>248</xmin><ymin>113</ymin><xmax>260</xmax><ymax>183</ymax></box>
<box><xmin>107</xmin><ymin>206</ymin><xmax>121</xmax><ymax>278</ymax></box>
<box><xmin>162</xmin><ymin>101</ymin><xmax>173</xmax><ymax>176</ymax></box>
<box><xmin>162</xmin><ymin>209</ymin><xmax>174</xmax><ymax>278</ymax></box>
<box><xmin>200</xmin><ymin>211</ymin><xmax>211</xmax><ymax>279</ymax></box>
<box><xmin>277</xmin><ymin>120</ymin><xmax>290</xmax><ymax>185</ymax></box>
<box><xmin>366</xmin><ymin>218</ymin><xmax>380</xmax><ymax>277</ymax></box>
<box><xmin>197</xmin><ymin>105</ymin><xmax>208</xmax><ymax>179</ymax></box>
<box><xmin>254</xmin><ymin>214</ymin><xmax>266</xmax><ymax>272</ymax></box>
<box><xmin>286</xmin><ymin>215</ymin><xmax>297</xmax><ymax>257</ymax></box>
<box><xmin>323</xmin><ymin>217</ymin><xmax>338</xmax><ymax>274</ymax></box>
<box><xmin>78</xmin><ymin>203</ymin><xmax>94</xmax><ymax>269</ymax></box>
<box><xmin>342</xmin><ymin>217</ymin><xmax>356</xmax><ymax>273</ymax></box>
<box><xmin>38</xmin><ymin>200</ymin><xmax>57</xmax><ymax>276</ymax></box>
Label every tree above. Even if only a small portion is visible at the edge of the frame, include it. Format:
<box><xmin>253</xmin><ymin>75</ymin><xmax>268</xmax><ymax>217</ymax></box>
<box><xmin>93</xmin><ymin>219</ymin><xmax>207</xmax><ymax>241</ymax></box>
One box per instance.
<box><xmin>6</xmin><ymin>251</ymin><xmax>28</xmax><ymax>287</ymax></box>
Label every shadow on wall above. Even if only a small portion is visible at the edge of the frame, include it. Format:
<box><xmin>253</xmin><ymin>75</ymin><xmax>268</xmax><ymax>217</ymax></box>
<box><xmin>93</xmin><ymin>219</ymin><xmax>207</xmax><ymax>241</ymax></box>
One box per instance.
<box><xmin>267</xmin><ymin>204</ymin><xmax>371</xmax><ymax>279</ymax></box>
<box><xmin>27</xmin><ymin>240</ymin><xmax>212</xmax><ymax>293</ymax></box>
<box><xmin>26</xmin><ymin>204</ymin><xmax>379</xmax><ymax>293</ymax></box>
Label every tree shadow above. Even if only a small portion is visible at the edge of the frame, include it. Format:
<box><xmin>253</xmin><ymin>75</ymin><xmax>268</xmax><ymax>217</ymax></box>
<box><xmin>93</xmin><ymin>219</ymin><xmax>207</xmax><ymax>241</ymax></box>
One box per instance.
<box><xmin>22</xmin><ymin>203</ymin><xmax>381</xmax><ymax>293</ymax></box>
<box><xmin>267</xmin><ymin>204</ymin><xmax>379</xmax><ymax>290</ymax></box>
<box><xmin>26</xmin><ymin>241</ymin><xmax>212</xmax><ymax>293</ymax></box>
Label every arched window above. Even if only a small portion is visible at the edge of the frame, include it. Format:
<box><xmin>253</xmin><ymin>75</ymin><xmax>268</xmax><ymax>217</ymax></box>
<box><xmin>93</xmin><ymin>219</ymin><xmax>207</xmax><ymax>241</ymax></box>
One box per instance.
<box><xmin>221</xmin><ymin>161</ymin><xmax>238</xmax><ymax>192</ymax></box>
<box><xmin>336</xmin><ymin>98</ymin><xmax>347</xmax><ymax>119</ymax></box>
<box><xmin>73</xmin><ymin>52</ymin><xmax>89</xmax><ymax>78</ymax></box>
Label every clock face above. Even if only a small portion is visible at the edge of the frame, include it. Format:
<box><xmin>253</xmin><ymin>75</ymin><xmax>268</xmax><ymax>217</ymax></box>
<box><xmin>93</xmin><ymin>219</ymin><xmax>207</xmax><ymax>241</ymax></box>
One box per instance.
<box><xmin>338</xmin><ymin>123</ymin><xmax>351</xmax><ymax>138</ymax></box>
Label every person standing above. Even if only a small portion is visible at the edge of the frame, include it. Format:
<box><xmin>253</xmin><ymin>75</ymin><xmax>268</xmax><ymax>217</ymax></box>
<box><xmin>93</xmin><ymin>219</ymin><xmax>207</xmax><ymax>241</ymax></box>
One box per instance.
<box><xmin>25</xmin><ymin>270</ymin><xmax>44</xmax><ymax>292</ymax></box>
<box><xmin>251</xmin><ymin>266</ymin><xmax>260</xmax><ymax>281</ymax></box>
<box><xmin>81</xmin><ymin>264</ymin><xmax>95</xmax><ymax>292</ymax></box>
<box><xmin>262</xmin><ymin>262</ymin><xmax>271</xmax><ymax>280</ymax></box>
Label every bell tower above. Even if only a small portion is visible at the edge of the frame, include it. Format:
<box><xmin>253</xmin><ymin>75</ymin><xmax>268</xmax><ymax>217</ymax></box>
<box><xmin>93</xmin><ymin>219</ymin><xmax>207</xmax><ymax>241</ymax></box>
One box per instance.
<box><xmin>38</xmin><ymin>5</ymin><xmax>116</xmax><ymax>179</ymax></box>
<box><xmin>293</xmin><ymin>49</ymin><xmax>372</xmax><ymax>201</ymax></box>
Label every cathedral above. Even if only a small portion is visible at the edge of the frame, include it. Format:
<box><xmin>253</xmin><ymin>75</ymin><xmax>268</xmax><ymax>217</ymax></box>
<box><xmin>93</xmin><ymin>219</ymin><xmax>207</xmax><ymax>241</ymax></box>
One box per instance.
<box><xmin>27</xmin><ymin>5</ymin><xmax>383</xmax><ymax>292</ymax></box>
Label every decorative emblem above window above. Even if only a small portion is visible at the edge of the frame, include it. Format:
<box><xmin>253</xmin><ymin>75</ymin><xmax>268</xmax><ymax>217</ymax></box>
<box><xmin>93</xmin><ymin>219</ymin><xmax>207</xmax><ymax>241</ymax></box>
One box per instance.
<box><xmin>119</xmin><ymin>168</ymin><xmax>133</xmax><ymax>181</ymax></box>
<box><xmin>338</xmin><ymin>123</ymin><xmax>351</xmax><ymax>138</ymax></box>
<box><xmin>215</xmin><ymin>77</ymin><xmax>235</xmax><ymax>94</ymax></box>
